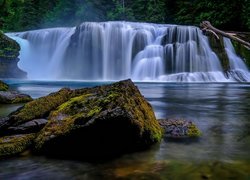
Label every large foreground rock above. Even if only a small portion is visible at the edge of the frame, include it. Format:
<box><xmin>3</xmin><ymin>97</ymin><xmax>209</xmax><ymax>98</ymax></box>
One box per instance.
<box><xmin>33</xmin><ymin>79</ymin><xmax>162</xmax><ymax>159</ymax></box>
<box><xmin>0</xmin><ymin>79</ymin><xmax>162</xmax><ymax>159</ymax></box>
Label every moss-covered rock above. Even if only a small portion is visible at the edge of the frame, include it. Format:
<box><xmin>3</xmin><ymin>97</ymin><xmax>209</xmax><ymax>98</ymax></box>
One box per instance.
<box><xmin>0</xmin><ymin>32</ymin><xmax>20</xmax><ymax>60</ymax></box>
<box><xmin>158</xmin><ymin>119</ymin><xmax>201</xmax><ymax>139</ymax></box>
<box><xmin>208</xmin><ymin>35</ymin><xmax>230</xmax><ymax>72</ymax></box>
<box><xmin>0</xmin><ymin>91</ymin><xmax>32</xmax><ymax>104</ymax></box>
<box><xmin>208</xmin><ymin>33</ymin><xmax>250</xmax><ymax>70</ymax></box>
<box><xmin>0</xmin><ymin>88</ymin><xmax>72</xmax><ymax>130</ymax></box>
<box><xmin>9</xmin><ymin>88</ymin><xmax>72</xmax><ymax>125</ymax></box>
<box><xmin>0</xmin><ymin>32</ymin><xmax>27</xmax><ymax>78</ymax></box>
<box><xmin>232</xmin><ymin>41</ymin><xmax>250</xmax><ymax>68</ymax></box>
<box><xmin>0</xmin><ymin>80</ymin><xmax>8</xmax><ymax>91</ymax></box>
<box><xmin>0</xmin><ymin>134</ymin><xmax>35</xmax><ymax>157</ymax></box>
<box><xmin>34</xmin><ymin>79</ymin><xmax>163</xmax><ymax>159</ymax></box>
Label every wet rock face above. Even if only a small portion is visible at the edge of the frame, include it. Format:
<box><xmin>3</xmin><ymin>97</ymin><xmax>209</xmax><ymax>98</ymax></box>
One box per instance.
<box><xmin>158</xmin><ymin>119</ymin><xmax>201</xmax><ymax>139</ymax></box>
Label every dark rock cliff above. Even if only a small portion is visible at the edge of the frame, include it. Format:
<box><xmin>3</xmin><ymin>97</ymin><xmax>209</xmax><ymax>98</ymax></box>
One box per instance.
<box><xmin>0</xmin><ymin>31</ymin><xmax>27</xmax><ymax>78</ymax></box>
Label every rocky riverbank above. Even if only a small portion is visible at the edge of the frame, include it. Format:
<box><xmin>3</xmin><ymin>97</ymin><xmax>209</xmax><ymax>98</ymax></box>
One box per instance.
<box><xmin>0</xmin><ymin>80</ymin><xmax>32</xmax><ymax>104</ymax></box>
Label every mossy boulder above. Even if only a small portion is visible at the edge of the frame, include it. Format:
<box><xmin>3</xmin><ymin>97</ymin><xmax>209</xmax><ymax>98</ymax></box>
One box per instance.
<box><xmin>0</xmin><ymin>88</ymin><xmax>72</xmax><ymax>131</ymax></box>
<box><xmin>34</xmin><ymin>79</ymin><xmax>163</xmax><ymax>159</ymax></box>
<box><xmin>0</xmin><ymin>91</ymin><xmax>32</xmax><ymax>104</ymax></box>
<box><xmin>0</xmin><ymin>32</ymin><xmax>27</xmax><ymax>78</ymax></box>
<box><xmin>0</xmin><ymin>134</ymin><xmax>35</xmax><ymax>157</ymax></box>
<box><xmin>158</xmin><ymin>119</ymin><xmax>201</xmax><ymax>139</ymax></box>
<box><xmin>0</xmin><ymin>80</ymin><xmax>32</xmax><ymax>104</ymax></box>
<box><xmin>0</xmin><ymin>80</ymin><xmax>8</xmax><ymax>91</ymax></box>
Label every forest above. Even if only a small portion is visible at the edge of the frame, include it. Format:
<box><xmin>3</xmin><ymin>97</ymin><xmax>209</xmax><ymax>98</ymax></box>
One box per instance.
<box><xmin>0</xmin><ymin>0</ymin><xmax>250</xmax><ymax>32</ymax></box>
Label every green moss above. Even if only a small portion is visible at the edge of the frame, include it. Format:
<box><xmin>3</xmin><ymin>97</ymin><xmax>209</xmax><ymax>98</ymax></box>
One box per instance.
<box><xmin>0</xmin><ymin>134</ymin><xmax>36</xmax><ymax>157</ymax></box>
<box><xmin>208</xmin><ymin>35</ymin><xmax>229</xmax><ymax>72</ymax></box>
<box><xmin>0</xmin><ymin>80</ymin><xmax>8</xmax><ymax>91</ymax></box>
<box><xmin>10</xmin><ymin>96</ymin><xmax>33</xmax><ymax>104</ymax></box>
<box><xmin>187</xmin><ymin>124</ymin><xmax>202</xmax><ymax>137</ymax></box>
<box><xmin>122</xmin><ymin>92</ymin><xmax>163</xmax><ymax>143</ymax></box>
<box><xmin>87</xmin><ymin>106</ymin><xmax>102</xmax><ymax>117</ymax></box>
<box><xmin>0</xmin><ymin>31</ymin><xmax>20</xmax><ymax>60</ymax></box>
<box><xmin>50</xmin><ymin>92</ymin><xmax>120</xmax><ymax>121</ymax></box>
<box><xmin>232</xmin><ymin>41</ymin><xmax>250</xmax><ymax>68</ymax></box>
<box><xmin>9</xmin><ymin>88</ymin><xmax>72</xmax><ymax>126</ymax></box>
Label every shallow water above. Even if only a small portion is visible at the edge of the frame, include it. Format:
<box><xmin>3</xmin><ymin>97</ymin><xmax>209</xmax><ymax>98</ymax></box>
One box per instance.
<box><xmin>1</xmin><ymin>80</ymin><xmax>250</xmax><ymax>179</ymax></box>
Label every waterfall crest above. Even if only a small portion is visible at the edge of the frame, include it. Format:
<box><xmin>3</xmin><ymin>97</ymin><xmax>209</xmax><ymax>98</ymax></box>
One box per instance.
<box><xmin>7</xmin><ymin>21</ymin><xmax>250</xmax><ymax>82</ymax></box>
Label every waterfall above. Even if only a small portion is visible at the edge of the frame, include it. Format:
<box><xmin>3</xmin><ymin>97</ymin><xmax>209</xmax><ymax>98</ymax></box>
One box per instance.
<box><xmin>223</xmin><ymin>37</ymin><xmax>250</xmax><ymax>82</ymax></box>
<box><xmin>7</xmin><ymin>21</ymin><xmax>250</xmax><ymax>82</ymax></box>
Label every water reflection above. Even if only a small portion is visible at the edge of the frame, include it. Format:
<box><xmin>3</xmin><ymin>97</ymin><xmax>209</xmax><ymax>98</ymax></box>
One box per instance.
<box><xmin>137</xmin><ymin>83</ymin><xmax>250</xmax><ymax>162</ymax></box>
<box><xmin>0</xmin><ymin>104</ymin><xmax>23</xmax><ymax>117</ymax></box>
<box><xmin>0</xmin><ymin>81</ymin><xmax>249</xmax><ymax>178</ymax></box>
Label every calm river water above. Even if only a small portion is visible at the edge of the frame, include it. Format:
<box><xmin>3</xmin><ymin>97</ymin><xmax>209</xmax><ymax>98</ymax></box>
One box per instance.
<box><xmin>0</xmin><ymin>80</ymin><xmax>250</xmax><ymax>179</ymax></box>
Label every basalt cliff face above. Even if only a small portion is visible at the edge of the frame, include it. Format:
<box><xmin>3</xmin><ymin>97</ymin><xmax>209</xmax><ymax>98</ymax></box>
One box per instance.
<box><xmin>0</xmin><ymin>31</ymin><xmax>26</xmax><ymax>78</ymax></box>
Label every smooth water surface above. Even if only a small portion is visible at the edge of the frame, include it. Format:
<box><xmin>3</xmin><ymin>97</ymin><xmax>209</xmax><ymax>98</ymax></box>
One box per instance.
<box><xmin>0</xmin><ymin>80</ymin><xmax>250</xmax><ymax>179</ymax></box>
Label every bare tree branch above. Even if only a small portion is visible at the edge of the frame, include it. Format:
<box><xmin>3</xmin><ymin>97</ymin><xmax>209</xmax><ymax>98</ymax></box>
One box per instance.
<box><xmin>200</xmin><ymin>21</ymin><xmax>250</xmax><ymax>50</ymax></box>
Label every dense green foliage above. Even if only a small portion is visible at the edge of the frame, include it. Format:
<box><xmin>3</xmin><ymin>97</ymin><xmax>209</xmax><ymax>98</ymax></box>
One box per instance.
<box><xmin>0</xmin><ymin>0</ymin><xmax>249</xmax><ymax>31</ymax></box>
<box><xmin>0</xmin><ymin>30</ymin><xmax>20</xmax><ymax>59</ymax></box>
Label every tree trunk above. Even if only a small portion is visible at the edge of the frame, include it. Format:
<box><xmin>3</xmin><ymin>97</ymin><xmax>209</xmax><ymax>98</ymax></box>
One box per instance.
<box><xmin>200</xmin><ymin>21</ymin><xmax>250</xmax><ymax>49</ymax></box>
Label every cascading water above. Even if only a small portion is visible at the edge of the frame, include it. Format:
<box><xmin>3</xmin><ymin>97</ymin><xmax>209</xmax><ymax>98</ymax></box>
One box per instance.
<box><xmin>7</xmin><ymin>21</ymin><xmax>250</xmax><ymax>82</ymax></box>
<box><xmin>223</xmin><ymin>37</ymin><xmax>250</xmax><ymax>82</ymax></box>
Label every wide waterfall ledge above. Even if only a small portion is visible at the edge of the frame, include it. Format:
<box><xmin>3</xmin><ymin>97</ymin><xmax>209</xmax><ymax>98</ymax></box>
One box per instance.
<box><xmin>6</xmin><ymin>21</ymin><xmax>250</xmax><ymax>82</ymax></box>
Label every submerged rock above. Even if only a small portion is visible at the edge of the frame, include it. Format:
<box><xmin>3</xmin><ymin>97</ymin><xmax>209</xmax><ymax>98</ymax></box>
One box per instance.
<box><xmin>33</xmin><ymin>79</ymin><xmax>162</xmax><ymax>159</ymax></box>
<box><xmin>0</xmin><ymin>91</ymin><xmax>32</xmax><ymax>104</ymax></box>
<box><xmin>0</xmin><ymin>134</ymin><xmax>35</xmax><ymax>157</ymax></box>
<box><xmin>158</xmin><ymin>119</ymin><xmax>201</xmax><ymax>138</ymax></box>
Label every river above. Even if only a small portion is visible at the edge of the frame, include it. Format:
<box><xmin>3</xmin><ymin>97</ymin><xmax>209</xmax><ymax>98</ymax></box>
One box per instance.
<box><xmin>0</xmin><ymin>80</ymin><xmax>249</xmax><ymax>179</ymax></box>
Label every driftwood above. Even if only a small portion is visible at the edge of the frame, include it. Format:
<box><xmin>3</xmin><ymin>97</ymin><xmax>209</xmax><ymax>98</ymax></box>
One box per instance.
<box><xmin>200</xmin><ymin>21</ymin><xmax>250</xmax><ymax>50</ymax></box>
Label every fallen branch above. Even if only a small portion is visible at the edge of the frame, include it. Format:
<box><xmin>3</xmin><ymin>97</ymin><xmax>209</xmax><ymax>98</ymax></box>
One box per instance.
<box><xmin>200</xmin><ymin>21</ymin><xmax>250</xmax><ymax>50</ymax></box>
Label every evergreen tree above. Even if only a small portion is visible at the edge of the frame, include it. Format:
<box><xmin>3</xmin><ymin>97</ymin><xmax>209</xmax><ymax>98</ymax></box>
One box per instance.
<box><xmin>0</xmin><ymin>0</ymin><xmax>249</xmax><ymax>32</ymax></box>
